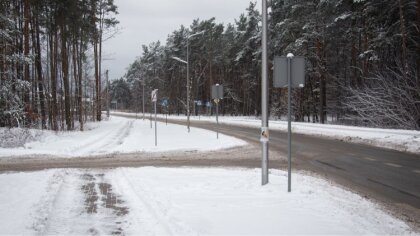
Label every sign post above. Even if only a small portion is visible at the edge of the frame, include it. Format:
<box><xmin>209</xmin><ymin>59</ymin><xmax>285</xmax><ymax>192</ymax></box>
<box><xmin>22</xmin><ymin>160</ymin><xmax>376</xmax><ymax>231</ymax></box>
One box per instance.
<box><xmin>149</xmin><ymin>89</ymin><xmax>154</xmax><ymax>129</ymax></box>
<box><xmin>142</xmin><ymin>79</ymin><xmax>145</xmax><ymax>120</ymax></box>
<box><xmin>106</xmin><ymin>70</ymin><xmax>110</xmax><ymax>118</ymax></box>
<box><xmin>151</xmin><ymin>89</ymin><xmax>158</xmax><ymax>146</ymax></box>
<box><xmin>273</xmin><ymin>54</ymin><xmax>305</xmax><ymax>192</ymax></box>
<box><xmin>211</xmin><ymin>84</ymin><xmax>223</xmax><ymax>139</ymax></box>
<box><xmin>161</xmin><ymin>98</ymin><xmax>169</xmax><ymax>125</ymax></box>
<box><xmin>197</xmin><ymin>100</ymin><xmax>202</xmax><ymax>120</ymax></box>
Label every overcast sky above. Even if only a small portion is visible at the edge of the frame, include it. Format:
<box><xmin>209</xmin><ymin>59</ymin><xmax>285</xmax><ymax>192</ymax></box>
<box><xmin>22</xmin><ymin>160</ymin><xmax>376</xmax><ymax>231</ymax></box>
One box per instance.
<box><xmin>102</xmin><ymin>0</ymin><xmax>260</xmax><ymax>80</ymax></box>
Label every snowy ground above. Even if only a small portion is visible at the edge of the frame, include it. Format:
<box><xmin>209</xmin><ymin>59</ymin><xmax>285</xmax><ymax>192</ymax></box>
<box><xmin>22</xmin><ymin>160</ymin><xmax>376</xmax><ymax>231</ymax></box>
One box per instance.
<box><xmin>0</xmin><ymin>116</ymin><xmax>246</xmax><ymax>158</ymax></box>
<box><xmin>0</xmin><ymin>114</ymin><xmax>417</xmax><ymax>234</ymax></box>
<box><xmin>113</xmin><ymin>111</ymin><xmax>420</xmax><ymax>154</ymax></box>
<box><xmin>0</xmin><ymin>167</ymin><xmax>414</xmax><ymax>235</ymax></box>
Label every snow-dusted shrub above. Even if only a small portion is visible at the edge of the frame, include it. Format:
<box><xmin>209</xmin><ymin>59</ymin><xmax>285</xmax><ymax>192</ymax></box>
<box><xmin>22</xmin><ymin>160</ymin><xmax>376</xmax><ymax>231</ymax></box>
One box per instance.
<box><xmin>344</xmin><ymin>67</ymin><xmax>420</xmax><ymax>130</ymax></box>
<box><xmin>0</xmin><ymin>128</ymin><xmax>43</xmax><ymax>148</ymax></box>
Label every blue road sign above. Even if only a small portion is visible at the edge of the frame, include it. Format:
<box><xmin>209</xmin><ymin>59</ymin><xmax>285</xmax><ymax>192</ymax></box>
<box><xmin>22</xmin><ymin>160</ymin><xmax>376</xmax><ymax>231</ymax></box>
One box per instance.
<box><xmin>161</xmin><ymin>98</ymin><xmax>169</xmax><ymax>107</ymax></box>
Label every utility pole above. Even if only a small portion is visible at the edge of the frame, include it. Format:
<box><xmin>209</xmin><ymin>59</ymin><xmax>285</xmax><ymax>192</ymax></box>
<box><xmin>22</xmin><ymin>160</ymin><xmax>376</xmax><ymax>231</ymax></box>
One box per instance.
<box><xmin>287</xmin><ymin>54</ymin><xmax>293</xmax><ymax>192</ymax></box>
<box><xmin>187</xmin><ymin>37</ymin><xmax>191</xmax><ymax>133</ymax></box>
<box><xmin>261</xmin><ymin>0</ymin><xmax>269</xmax><ymax>185</ymax></box>
<box><xmin>106</xmin><ymin>70</ymin><xmax>110</xmax><ymax>118</ymax></box>
<box><xmin>172</xmin><ymin>31</ymin><xmax>204</xmax><ymax>133</ymax></box>
<box><xmin>142</xmin><ymin>79</ymin><xmax>145</xmax><ymax>120</ymax></box>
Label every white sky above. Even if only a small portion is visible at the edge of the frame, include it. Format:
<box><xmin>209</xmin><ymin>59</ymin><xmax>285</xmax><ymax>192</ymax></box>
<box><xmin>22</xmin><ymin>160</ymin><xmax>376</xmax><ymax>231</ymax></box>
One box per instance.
<box><xmin>102</xmin><ymin>0</ymin><xmax>260</xmax><ymax>80</ymax></box>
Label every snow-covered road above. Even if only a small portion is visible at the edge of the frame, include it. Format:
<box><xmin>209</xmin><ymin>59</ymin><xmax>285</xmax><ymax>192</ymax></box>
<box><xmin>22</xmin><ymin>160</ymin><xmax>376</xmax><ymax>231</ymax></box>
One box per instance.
<box><xmin>0</xmin><ymin>167</ymin><xmax>414</xmax><ymax>235</ymax></box>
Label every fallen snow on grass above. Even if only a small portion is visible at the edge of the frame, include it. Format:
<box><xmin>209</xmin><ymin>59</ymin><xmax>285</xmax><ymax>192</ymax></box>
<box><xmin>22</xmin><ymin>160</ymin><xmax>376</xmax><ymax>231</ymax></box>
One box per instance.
<box><xmin>0</xmin><ymin>167</ymin><xmax>414</xmax><ymax>235</ymax></box>
<box><xmin>0</xmin><ymin>116</ymin><xmax>246</xmax><ymax>158</ymax></box>
<box><xmin>0</xmin><ymin>128</ymin><xmax>44</xmax><ymax>148</ymax></box>
<box><xmin>113</xmin><ymin>111</ymin><xmax>420</xmax><ymax>154</ymax></box>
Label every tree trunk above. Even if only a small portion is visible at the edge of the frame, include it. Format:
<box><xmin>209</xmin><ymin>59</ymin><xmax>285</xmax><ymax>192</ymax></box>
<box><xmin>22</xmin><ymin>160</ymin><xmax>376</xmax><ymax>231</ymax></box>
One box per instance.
<box><xmin>23</xmin><ymin>0</ymin><xmax>30</xmax><ymax>121</ymax></box>
<box><xmin>417</xmin><ymin>0</ymin><xmax>420</xmax><ymax>84</ymax></box>
<box><xmin>78</xmin><ymin>40</ymin><xmax>84</xmax><ymax>131</ymax></box>
<box><xmin>91</xmin><ymin>0</ymin><xmax>101</xmax><ymax>121</ymax></box>
<box><xmin>60</xmin><ymin>21</ymin><xmax>71</xmax><ymax>130</ymax></box>
<box><xmin>317</xmin><ymin>39</ymin><xmax>326</xmax><ymax>124</ymax></box>
<box><xmin>35</xmin><ymin>14</ymin><xmax>46</xmax><ymax>129</ymax></box>
<box><xmin>50</xmin><ymin>29</ymin><xmax>58</xmax><ymax>131</ymax></box>
<box><xmin>398</xmin><ymin>0</ymin><xmax>408</xmax><ymax>74</ymax></box>
<box><xmin>94</xmin><ymin>40</ymin><xmax>100</xmax><ymax>121</ymax></box>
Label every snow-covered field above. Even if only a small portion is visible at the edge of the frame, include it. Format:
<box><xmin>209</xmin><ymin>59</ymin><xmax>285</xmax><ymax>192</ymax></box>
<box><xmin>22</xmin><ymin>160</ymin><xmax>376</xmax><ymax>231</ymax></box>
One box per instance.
<box><xmin>0</xmin><ymin>167</ymin><xmax>414</xmax><ymax>235</ymax></box>
<box><xmin>0</xmin><ymin>116</ymin><xmax>246</xmax><ymax>158</ymax></box>
<box><xmin>113</xmin><ymin>111</ymin><xmax>420</xmax><ymax>154</ymax></box>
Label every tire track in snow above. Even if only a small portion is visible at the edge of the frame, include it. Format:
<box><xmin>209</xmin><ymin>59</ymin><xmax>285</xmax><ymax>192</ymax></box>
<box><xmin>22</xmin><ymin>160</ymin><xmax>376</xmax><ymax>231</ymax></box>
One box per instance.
<box><xmin>87</xmin><ymin>119</ymin><xmax>134</xmax><ymax>155</ymax></box>
<box><xmin>31</xmin><ymin>170</ymin><xmax>73</xmax><ymax>234</ymax></box>
<box><xmin>74</xmin><ymin>120</ymin><xmax>133</xmax><ymax>156</ymax></box>
<box><xmin>31</xmin><ymin>170</ymin><xmax>131</xmax><ymax>235</ymax></box>
<box><xmin>115</xmin><ymin>169</ymin><xmax>196</xmax><ymax>235</ymax></box>
<box><xmin>80</xmin><ymin>171</ymin><xmax>130</xmax><ymax>235</ymax></box>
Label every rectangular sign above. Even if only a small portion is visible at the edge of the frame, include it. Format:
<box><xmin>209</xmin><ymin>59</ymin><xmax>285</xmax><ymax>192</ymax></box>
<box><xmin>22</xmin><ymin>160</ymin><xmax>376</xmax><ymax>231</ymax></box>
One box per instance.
<box><xmin>211</xmin><ymin>84</ymin><xmax>224</xmax><ymax>99</ymax></box>
<box><xmin>273</xmin><ymin>56</ymin><xmax>305</xmax><ymax>88</ymax></box>
<box><xmin>151</xmin><ymin>89</ymin><xmax>158</xmax><ymax>102</ymax></box>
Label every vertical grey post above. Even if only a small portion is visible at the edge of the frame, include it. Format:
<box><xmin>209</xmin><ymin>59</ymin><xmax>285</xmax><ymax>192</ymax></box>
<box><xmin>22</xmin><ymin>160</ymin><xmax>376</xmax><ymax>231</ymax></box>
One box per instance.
<box><xmin>150</xmin><ymin>103</ymin><xmax>152</xmax><ymax>128</ymax></box>
<box><xmin>142</xmin><ymin>81</ymin><xmax>145</xmax><ymax>120</ymax></box>
<box><xmin>261</xmin><ymin>0</ymin><xmax>269</xmax><ymax>185</ymax></box>
<box><xmin>186</xmin><ymin>37</ymin><xmax>191</xmax><ymax>133</ymax></box>
<box><xmin>106</xmin><ymin>70</ymin><xmax>110</xmax><ymax>118</ymax></box>
<box><xmin>216</xmin><ymin>101</ymin><xmax>219</xmax><ymax>139</ymax></box>
<box><xmin>287</xmin><ymin>53</ymin><xmax>293</xmax><ymax>192</ymax></box>
<box><xmin>155</xmin><ymin>100</ymin><xmax>157</xmax><ymax>146</ymax></box>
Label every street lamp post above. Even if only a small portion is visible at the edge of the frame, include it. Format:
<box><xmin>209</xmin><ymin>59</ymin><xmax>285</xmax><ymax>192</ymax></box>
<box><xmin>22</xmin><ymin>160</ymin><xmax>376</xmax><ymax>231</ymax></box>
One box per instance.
<box><xmin>106</xmin><ymin>70</ymin><xmax>110</xmax><ymax>118</ymax></box>
<box><xmin>142</xmin><ymin>79</ymin><xmax>145</xmax><ymax>120</ymax></box>
<box><xmin>261</xmin><ymin>0</ymin><xmax>269</xmax><ymax>186</ymax></box>
<box><xmin>172</xmin><ymin>31</ymin><xmax>205</xmax><ymax>133</ymax></box>
<box><xmin>134</xmin><ymin>77</ymin><xmax>146</xmax><ymax>120</ymax></box>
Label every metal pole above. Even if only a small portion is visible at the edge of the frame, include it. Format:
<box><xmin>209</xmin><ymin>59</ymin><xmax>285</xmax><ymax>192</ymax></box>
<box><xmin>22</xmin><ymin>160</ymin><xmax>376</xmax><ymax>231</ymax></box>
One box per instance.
<box><xmin>216</xmin><ymin>101</ymin><xmax>219</xmax><ymax>139</ymax></box>
<box><xmin>106</xmin><ymin>70</ymin><xmax>109</xmax><ymax>118</ymax></box>
<box><xmin>186</xmin><ymin>38</ymin><xmax>191</xmax><ymax>133</ymax></box>
<box><xmin>287</xmin><ymin>54</ymin><xmax>293</xmax><ymax>192</ymax></box>
<box><xmin>261</xmin><ymin>0</ymin><xmax>269</xmax><ymax>185</ymax></box>
<box><xmin>150</xmin><ymin>103</ymin><xmax>152</xmax><ymax>128</ymax></box>
<box><xmin>142</xmin><ymin>82</ymin><xmax>145</xmax><ymax>120</ymax></box>
<box><xmin>155</xmin><ymin>101</ymin><xmax>157</xmax><ymax>146</ymax></box>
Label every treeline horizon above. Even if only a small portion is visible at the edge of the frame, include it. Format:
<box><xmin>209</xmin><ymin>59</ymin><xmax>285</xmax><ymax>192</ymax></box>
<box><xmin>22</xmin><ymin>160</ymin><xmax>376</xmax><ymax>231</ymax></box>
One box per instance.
<box><xmin>1</xmin><ymin>0</ymin><xmax>419</xmax><ymax>131</ymax></box>
<box><xmin>115</xmin><ymin>0</ymin><xmax>419</xmax><ymax>130</ymax></box>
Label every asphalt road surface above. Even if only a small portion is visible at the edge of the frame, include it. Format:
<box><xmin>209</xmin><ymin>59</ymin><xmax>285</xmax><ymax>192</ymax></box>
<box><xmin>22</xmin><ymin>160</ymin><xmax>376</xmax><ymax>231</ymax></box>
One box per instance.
<box><xmin>138</xmin><ymin>114</ymin><xmax>420</xmax><ymax>229</ymax></box>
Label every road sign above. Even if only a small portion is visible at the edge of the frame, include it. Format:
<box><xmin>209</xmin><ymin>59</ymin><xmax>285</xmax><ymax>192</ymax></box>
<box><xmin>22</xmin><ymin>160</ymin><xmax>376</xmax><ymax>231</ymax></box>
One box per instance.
<box><xmin>151</xmin><ymin>89</ymin><xmax>158</xmax><ymax>102</ymax></box>
<box><xmin>273</xmin><ymin>54</ymin><xmax>306</xmax><ymax>192</ymax></box>
<box><xmin>161</xmin><ymin>97</ymin><xmax>169</xmax><ymax>107</ymax></box>
<box><xmin>211</xmin><ymin>84</ymin><xmax>224</xmax><ymax>99</ymax></box>
<box><xmin>273</xmin><ymin>56</ymin><xmax>305</xmax><ymax>88</ymax></box>
<box><xmin>196</xmin><ymin>100</ymin><xmax>202</xmax><ymax>106</ymax></box>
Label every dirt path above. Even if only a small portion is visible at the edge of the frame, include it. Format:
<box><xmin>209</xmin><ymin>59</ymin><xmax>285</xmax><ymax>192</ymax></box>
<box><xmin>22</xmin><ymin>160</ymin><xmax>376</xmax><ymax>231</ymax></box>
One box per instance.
<box><xmin>0</xmin><ymin>144</ymin><xmax>286</xmax><ymax>172</ymax></box>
